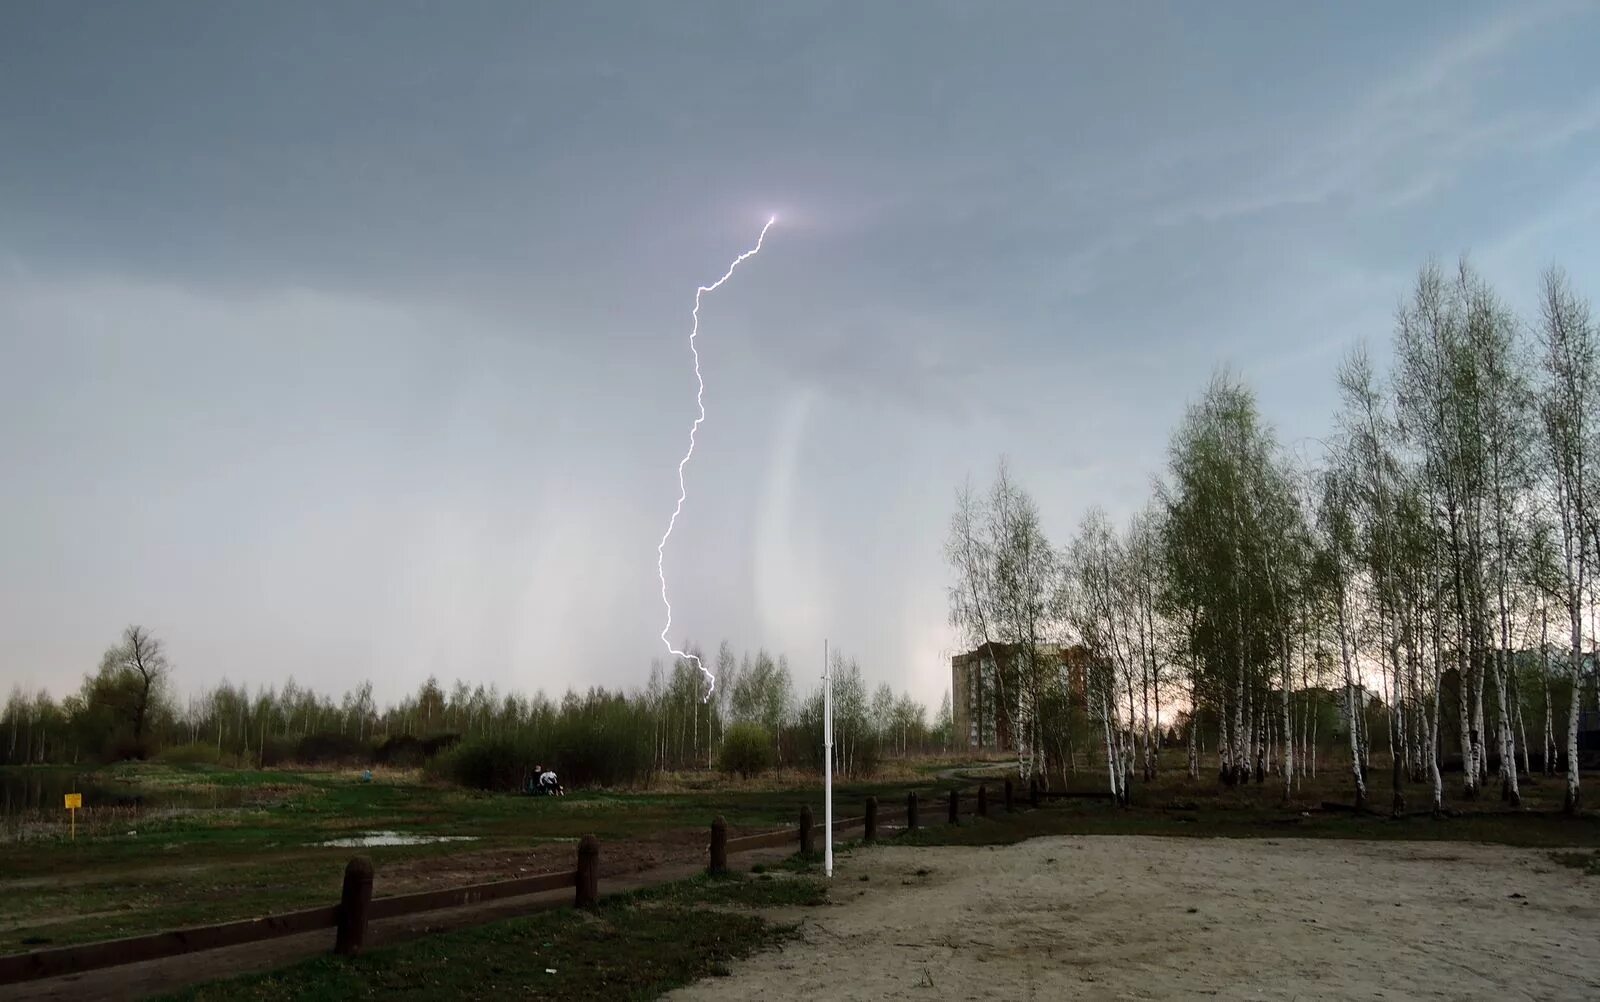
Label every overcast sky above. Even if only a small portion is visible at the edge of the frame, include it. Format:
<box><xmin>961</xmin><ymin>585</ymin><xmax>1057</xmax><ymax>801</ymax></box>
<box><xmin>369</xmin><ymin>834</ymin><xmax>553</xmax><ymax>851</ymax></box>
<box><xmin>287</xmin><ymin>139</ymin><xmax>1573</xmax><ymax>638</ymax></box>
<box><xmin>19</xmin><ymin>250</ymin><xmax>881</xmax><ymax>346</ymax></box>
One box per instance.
<box><xmin>4</xmin><ymin>2</ymin><xmax>1599</xmax><ymax>711</ymax></box>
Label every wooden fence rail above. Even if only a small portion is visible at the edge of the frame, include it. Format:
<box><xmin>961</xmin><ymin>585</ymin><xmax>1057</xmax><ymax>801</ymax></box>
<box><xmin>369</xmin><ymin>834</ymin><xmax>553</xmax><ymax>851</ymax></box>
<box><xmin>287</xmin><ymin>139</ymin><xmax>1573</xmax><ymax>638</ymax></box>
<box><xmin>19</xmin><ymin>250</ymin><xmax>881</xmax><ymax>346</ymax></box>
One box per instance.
<box><xmin>0</xmin><ymin>906</ymin><xmax>343</xmax><ymax>985</ymax></box>
<box><xmin>366</xmin><ymin>868</ymin><xmax>577</xmax><ymax>922</ymax></box>
<box><xmin>0</xmin><ymin>851</ymin><xmax>585</xmax><ymax>986</ymax></box>
<box><xmin>0</xmin><ymin>778</ymin><xmax>1033</xmax><ymax>986</ymax></box>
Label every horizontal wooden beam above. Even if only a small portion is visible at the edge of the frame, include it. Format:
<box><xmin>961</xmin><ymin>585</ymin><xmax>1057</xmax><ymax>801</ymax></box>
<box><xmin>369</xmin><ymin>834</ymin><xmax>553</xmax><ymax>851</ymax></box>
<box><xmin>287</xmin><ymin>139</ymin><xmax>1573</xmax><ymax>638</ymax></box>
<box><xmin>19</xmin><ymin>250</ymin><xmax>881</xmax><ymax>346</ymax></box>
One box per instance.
<box><xmin>368</xmin><ymin>868</ymin><xmax>575</xmax><ymax>921</ymax></box>
<box><xmin>0</xmin><ymin>905</ymin><xmax>339</xmax><ymax>985</ymax></box>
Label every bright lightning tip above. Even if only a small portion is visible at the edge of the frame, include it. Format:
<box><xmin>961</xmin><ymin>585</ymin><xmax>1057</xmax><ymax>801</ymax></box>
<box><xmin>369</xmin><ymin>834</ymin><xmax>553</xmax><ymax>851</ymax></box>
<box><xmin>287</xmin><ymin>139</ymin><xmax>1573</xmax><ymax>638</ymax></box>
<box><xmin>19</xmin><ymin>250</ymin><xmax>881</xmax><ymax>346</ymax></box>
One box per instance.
<box><xmin>768</xmin><ymin>215</ymin><xmax>777</xmax><ymax>224</ymax></box>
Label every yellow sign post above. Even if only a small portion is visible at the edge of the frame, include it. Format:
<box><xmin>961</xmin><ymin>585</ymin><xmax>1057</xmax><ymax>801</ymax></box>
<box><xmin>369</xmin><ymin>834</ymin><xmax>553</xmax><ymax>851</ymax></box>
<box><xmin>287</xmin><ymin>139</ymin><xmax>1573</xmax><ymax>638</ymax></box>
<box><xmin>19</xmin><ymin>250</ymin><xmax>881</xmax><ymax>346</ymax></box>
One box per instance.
<box><xmin>64</xmin><ymin>793</ymin><xmax>81</xmax><ymax>840</ymax></box>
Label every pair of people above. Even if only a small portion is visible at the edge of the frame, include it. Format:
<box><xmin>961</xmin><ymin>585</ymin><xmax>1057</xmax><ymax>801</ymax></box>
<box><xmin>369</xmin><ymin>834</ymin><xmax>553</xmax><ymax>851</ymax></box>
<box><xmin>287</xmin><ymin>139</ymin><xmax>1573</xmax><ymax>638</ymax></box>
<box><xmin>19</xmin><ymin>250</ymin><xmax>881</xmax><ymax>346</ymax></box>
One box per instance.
<box><xmin>529</xmin><ymin>764</ymin><xmax>563</xmax><ymax>796</ymax></box>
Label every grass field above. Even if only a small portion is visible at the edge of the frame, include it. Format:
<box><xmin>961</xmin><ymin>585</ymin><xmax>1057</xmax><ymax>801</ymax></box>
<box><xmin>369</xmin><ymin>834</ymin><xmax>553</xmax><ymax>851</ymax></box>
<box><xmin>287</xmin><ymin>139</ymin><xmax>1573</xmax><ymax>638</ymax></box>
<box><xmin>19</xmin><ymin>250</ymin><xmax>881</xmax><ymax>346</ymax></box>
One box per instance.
<box><xmin>159</xmin><ymin>870</ymin><xmax>826</xmax><ymax>1002</ymax></box>
<box><xmin>5</xmin><ymin>753</ymin><xmax>1600</xmax><ymax>958</ymax></box>
<box><xmin>0</xmin><ymin>760</ymin><xmax>963</xmax><ymax>952</ymax></box>
<box><xmin>904</xmin><ymin>765</ymin><xmax>1600</xmax><ymax>849</ymax></box>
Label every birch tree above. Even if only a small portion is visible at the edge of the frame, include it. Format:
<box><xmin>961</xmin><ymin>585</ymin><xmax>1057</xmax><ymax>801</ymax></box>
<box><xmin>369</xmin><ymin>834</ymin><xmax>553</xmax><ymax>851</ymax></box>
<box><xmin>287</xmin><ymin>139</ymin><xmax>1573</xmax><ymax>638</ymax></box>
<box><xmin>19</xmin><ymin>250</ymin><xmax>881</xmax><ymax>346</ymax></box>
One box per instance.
<box><xmin>1064</xmin><ymin>507</ymin><xmax>1133</xmax><ymax>804</ymax></box>
<box><xmin>1534</xmin><ymin>268</ymin><xmax>1596</xmax><ymax>816</ymax></box>
<box><xmin>1337</xmin><ymin>347</ymin><xmax>1412</xmax><ymax>814</ymax></box>
<box><xmin>1394</xmin><ymin>264</ymin><xmax>1487</xmax><ymax>798</ymax></box>
<box><xmin>947</xmin><ymin>478</ymin><xmax>1005</xmax><ymax>748</ymax></box>
<box><xmin>1162</xmin><ymin>374</ymin><xmax>1284</xmax><ymax>788</ymax></box>
<box><xmin>1316</xmin><ymin>465</ymin><xmax>1370</xmax><ymax>810</ymax></box>
<box><xmin>1460</xmin><ymin>268</ymin><xmax>1534</xmax><ymax>805</ymax></box>
<box><xmin>988</xmin><ymin>464</ymin><xmax>1059</xmax><ymax>782</ymax></box>
<box><xmin>946</xmin><ymin>460</ymin><xmax>1058</xmax><ymax>782</ymax></box>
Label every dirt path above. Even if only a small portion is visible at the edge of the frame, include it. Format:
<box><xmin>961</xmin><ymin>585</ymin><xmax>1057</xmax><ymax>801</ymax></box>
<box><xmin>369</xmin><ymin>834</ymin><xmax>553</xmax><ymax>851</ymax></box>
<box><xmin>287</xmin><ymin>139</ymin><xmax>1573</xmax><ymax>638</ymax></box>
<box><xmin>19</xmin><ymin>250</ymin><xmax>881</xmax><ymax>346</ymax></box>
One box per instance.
<box><xmin>672</xmin><ymin>836</ymin><xmax>1600</xmax><ymax>1002</ymax></box>
<box><xmin>934</xmin><ymin>762</ymin><xmax>1013</xmax><ymax>783</ymax></box>
<box><xmin>0</xmin><ymin>826</ymin><xmax>725</xmax><ymax>893</ymax></box>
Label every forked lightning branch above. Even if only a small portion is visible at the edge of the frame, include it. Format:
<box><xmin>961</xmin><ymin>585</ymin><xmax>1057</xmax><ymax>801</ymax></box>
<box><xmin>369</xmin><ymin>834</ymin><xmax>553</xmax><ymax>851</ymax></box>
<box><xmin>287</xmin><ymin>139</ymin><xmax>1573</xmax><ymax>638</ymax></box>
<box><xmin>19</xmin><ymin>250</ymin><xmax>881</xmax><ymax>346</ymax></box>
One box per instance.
<box><xmin>655</xmin><ymin>217</ymin><xmax>777</xmax><ymax>702</ymax></box>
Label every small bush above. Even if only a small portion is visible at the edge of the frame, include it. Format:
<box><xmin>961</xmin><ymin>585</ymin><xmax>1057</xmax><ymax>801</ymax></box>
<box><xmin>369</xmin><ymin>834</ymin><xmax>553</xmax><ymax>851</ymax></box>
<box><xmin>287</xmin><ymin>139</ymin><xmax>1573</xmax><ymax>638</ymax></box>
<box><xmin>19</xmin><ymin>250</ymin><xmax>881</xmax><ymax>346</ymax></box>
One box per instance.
<box><xmin>293</xmin><ymin>731</ymin><xmax>373</xmax><ymax>766</ymax></box>
<box><xmin>159</xmin><ymin>742</ymin><xmax>222</xmax><ymax>766</ymax></box>
<box><xmin>105</xmin><ymin>730</ymin><xmax>151</xmax><ymax>762</ymax></box>
<box><xmin>258</xmin><ymin>734</ymin><xmax>299</xmax><ymax>768</ymax></box>
<box><xmin>436</xmin><ymin>735</ymin><xmax>535</xmax><ymax>792</ymax></box>
<box><xmin>718</xmin><ymin>723</ymin><xmax>774</xmax><ymax>778</ymax></box>
<box><xmin>434</xmin><ymin>694</ymin><xmax>655</xmax><ymax>791</ymax></box>
<box><xmin>375</xmin><ymin>734</ymin><xmax>425</xmax><ymax>767</ymax></box>
<box><xmin>376</xmin><ymin>732</ymin><xmax>460</xmax><ymax>768</ymax></box>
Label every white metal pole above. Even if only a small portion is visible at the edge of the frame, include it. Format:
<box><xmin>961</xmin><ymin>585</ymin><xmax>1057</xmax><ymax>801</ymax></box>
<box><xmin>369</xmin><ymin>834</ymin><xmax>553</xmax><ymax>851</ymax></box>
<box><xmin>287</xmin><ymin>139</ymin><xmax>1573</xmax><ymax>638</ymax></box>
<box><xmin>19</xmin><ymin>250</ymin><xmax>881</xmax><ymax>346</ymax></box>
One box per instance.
<box><xmin>823</xmin><ymin>637</ymin><xmax>833</xmax><ymax>879</ymax></box>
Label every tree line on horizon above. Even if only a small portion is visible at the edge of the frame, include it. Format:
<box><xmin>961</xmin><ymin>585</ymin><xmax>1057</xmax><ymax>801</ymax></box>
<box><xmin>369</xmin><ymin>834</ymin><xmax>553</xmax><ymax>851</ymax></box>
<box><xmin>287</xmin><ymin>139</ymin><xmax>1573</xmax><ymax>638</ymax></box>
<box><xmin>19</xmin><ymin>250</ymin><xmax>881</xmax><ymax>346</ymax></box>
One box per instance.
<box><xmin>949</xmin><ymin>260</ymin><xmax>1598</xmax><ymax>815</ymax></box>
<box><xmin>2</xmin><ymin>627</ymin><xmax>956</xmax><ymax>787</ymax></box>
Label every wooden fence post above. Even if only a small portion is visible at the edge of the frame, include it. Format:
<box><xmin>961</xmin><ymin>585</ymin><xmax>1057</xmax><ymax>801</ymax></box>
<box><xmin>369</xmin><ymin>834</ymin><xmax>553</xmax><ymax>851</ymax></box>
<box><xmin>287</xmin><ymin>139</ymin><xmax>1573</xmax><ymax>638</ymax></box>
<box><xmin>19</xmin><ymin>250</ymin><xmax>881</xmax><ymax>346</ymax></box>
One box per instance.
<box><xmin>947</xmin><ymin>788</ymin><xmax>958</xmax><ymax>824</ymax></box>
<box><xmin>575</xmin><ymin>835</ymin><xmax>600</xmax><ymax>908</ymax></box>
<box><xmin>334</xmin><ymin>856</ymin><xmax>373</xmax><ymax>956</ymax></box>
<box><xmin>978</xmin><ymin>784</ymin><xmax>988</xmax><ymax>817</ymax></box>
<box><xmin>864</xmin><ymin>796</ymin><xmax>878</xmax><ymax>843</ymax></box>
<box><xmin>799</xmin><ymin>804</ymin><xmax>814</xmax><ymax>855</ymax></box>
<box><xmin>906</xmin><ymin>792</ymin><xmax>919</xmax><ymax>832</ymax></box>
<box><xmin>1005</xmin><ymin>777</ymin><xmax>1015</xmax><ymax>812</ymax></box>
<box><xmin>1030</xmin><ymin>777</ymin><xmax>1040</xmax><ymax>809</ymax></box>
<box><xmin>709</xmin><ymin>816</ymin><xmax>728</xmax><ymax>875</ymax></box>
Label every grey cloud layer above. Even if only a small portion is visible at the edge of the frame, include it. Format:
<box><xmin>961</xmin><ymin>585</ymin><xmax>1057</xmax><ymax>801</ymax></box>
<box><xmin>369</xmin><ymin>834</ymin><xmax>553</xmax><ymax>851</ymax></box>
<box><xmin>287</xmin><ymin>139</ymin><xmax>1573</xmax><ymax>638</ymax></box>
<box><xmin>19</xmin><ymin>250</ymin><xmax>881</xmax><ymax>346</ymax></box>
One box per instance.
<box><xmin>3</xmin><ymin>1</ymin><xmax>1598</xmax><ymax>708</ymax></box>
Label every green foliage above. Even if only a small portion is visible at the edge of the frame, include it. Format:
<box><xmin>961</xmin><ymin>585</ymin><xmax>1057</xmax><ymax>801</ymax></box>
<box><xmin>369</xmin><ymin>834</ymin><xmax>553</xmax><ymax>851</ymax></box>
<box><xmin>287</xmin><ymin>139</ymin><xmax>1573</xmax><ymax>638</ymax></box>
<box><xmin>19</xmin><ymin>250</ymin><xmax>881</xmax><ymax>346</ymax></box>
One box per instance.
<box><xmin>434</xmin><ymin>690</ymin><xmax>655</xmax><ymax>790</ymax></box>
<box><xmin>717</xmin><ymin>722</ymin><xmax>774</xmax><ymax>778</ymax></box>
<box><xmin>158</xmin><ymin>742</ymin><xmax>223</xmax><ymax>766</ymax></box>
<box><xmin>258</xmin><ymin>735</ymin><xmax>300</xmax><ymax>768</ymax></box>
<box><xmin>546</xmin><ymin>692</ymin><xmax>656</xmax><ymax>787</ymax></box>
<box><xmin>727</xmin><ymin>650</ymin><xmax>792</xmax><ymax>737</ymax></box>
<box><xmin>433</xmin><ymin>734</ymin><xmax>535</xmax><ymax>791</ymax></box>
<box><xmin>789</xmin><ymin>655</ymin><xmax>882</xmax><ymax>779</ymax></box>
<box><xmin>374</xmin><ymin>733</ymin><xmax>458</xmax><ymax>768</ymax></box>
<box><xmin>292</xmin><ymin>732</ymin><xmax>377</xmax><ymax>766</ymax></box>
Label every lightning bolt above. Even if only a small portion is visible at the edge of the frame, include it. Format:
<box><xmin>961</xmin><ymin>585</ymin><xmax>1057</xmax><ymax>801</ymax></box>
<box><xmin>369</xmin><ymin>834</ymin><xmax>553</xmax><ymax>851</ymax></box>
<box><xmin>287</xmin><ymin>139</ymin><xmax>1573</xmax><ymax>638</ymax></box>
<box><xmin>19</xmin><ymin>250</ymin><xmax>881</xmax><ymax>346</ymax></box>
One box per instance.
<box><xmin>657</xmin><ymin>216</ymin><xmax>776</xmax><ymax>701</ymax></box>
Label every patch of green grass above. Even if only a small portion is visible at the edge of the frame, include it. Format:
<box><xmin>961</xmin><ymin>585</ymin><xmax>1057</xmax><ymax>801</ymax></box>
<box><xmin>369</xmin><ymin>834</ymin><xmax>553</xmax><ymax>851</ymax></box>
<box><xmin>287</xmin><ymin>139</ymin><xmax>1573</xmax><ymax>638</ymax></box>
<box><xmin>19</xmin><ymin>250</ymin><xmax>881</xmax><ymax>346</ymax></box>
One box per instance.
<box><xmin>158</xmin><ymin>877</ymin><xmax>802</xmax><ymax>1002</ymax></box>
<box><xmin>632</xmin><ymin>871</ymin><xmax>828</xmax><ymax>909</ymax></box>
<box><xmin>0</xmin><ymin>857</ymin><xmax>350</xmax><ymax>951</ymax></box>
<box><xmin>771</xmin><ymin>851</ymin><xmax>823</xmax><ymax>874</ymax></box>
<box><xmin>895</xmin><ymin>797</ymin><xmax>1600</xmax><ymax>849</ymax></box>
<box><xmin>1550</xmin><ymin>850</ymin><xmax>1600</xmax><ymax>875</ymax></box>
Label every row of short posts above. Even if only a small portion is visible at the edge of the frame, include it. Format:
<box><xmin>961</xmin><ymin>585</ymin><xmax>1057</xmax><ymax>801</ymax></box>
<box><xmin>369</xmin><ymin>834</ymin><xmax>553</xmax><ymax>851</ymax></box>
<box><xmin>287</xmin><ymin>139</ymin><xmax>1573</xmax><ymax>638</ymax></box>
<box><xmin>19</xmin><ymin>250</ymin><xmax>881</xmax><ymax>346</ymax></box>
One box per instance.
<box><xmin>334</xmin><ymin>834</ymin><xmax>601</xmax><ymax>956</ymax></box>
<box><xmin>336</xmin><ymin>780</ymin><xmax>1051</xmax><ymax>958</ymax></box>
<box><xmin>704</xmin><ymin>777</ymin><xmax>1047</xmax><ymax>884</ymax></box>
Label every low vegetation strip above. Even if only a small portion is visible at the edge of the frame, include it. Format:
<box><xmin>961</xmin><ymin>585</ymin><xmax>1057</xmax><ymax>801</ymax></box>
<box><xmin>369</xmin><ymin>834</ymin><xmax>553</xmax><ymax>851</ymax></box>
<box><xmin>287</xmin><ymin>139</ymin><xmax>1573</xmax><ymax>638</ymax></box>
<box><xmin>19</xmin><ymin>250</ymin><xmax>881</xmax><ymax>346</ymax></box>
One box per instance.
<box><xmin>157</xmin><ymin>872</ymin><xmax>822</xmax><ymax>1002</ymax></box>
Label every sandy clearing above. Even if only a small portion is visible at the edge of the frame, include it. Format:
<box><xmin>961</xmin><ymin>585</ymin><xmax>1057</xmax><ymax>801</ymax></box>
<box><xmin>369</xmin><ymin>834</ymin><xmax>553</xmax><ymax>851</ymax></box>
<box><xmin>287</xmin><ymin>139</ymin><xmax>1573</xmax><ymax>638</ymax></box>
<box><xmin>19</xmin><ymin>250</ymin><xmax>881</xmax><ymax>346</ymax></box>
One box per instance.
<box><xmin>672</xmin><ymin>836</ymin><xmax>1600</xmax><ymax>1002</ymax></box>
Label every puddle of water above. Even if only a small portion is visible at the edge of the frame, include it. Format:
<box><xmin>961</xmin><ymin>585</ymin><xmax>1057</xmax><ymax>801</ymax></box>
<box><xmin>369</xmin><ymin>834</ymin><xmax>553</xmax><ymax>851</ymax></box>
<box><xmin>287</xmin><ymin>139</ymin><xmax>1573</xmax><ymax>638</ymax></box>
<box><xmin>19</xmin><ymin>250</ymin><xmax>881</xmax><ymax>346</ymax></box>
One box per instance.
<box><xmin>317</xmin><ymin>830</ymin><xmax>478</xmax><ymax>848</ymax></box>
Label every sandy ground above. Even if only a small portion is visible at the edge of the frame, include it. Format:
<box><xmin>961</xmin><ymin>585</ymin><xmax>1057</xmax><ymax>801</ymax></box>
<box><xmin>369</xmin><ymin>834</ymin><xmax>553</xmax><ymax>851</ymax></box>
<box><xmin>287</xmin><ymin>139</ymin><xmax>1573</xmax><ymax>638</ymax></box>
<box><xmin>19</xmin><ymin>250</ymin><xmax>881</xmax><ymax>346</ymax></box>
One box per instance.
<box><xmin>673</xmin><ymin>836</ymin><xmax>1600</xmax><ymax>1002</ymax></box>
